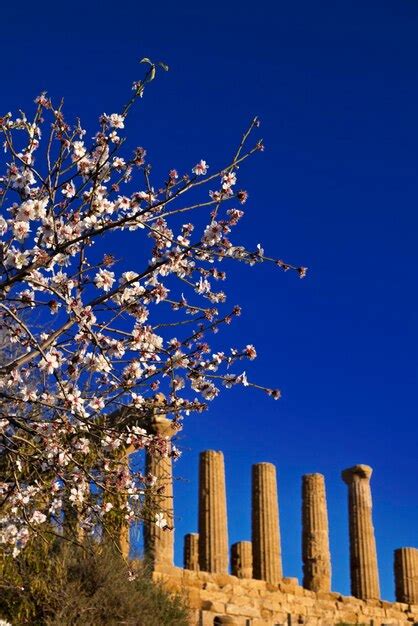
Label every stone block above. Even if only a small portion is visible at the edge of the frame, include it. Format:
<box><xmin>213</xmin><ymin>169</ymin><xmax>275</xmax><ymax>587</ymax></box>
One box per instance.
<box><xmin>259</xmin><ymin>599</ymin><xmax>284</xmax><ymax>612</ymax></box>
<box><xmin>200</xmin><ymin>610</ymin><xmax>217</xmax><ymax>626</ymax></box>
<box><xmin>200</xmin><ymin>590</ymin><xmax>229</xmax><ymax>603</ymax></box>
<box><xmin>315</xmin><ymin>599</ymin><xmax>337</xmax><ymax>610</ymax></box>
<box><xmin>298</xmin><ymin>596</ymin><xmax>316</xmax><ymax>607</ymax></box>
<box><xmin>245</xmin><ymin>587</ymin><xmax>263</xmax><ymax>598</ymax></box>
<box><xmin>201</xmin><ymin>600</ymin><xmax>226</xmax><ymax>613</ymax></box>
<box><xmin>185</xmin><ymin>588</ymin><xmax>203</xmax><ymax>608</ymax></box>
<box><xmin>214</xmin><ymin>573</ymin><xmax>236</xmax><ymax>586</ymax></box>
<box><xmin>225</xmin><ymin>603</ymin><xmax>261</xmax><ymax>618</ymax></box>
<box><xmin>260</xmin><ymin>607</ymin><xmax>273</xmax><ymax>620</ymax></box>
<box><xmin>228</xmin><ymin>595</ymin><xmax>257</xmax><ymax>608</ymax></box>
<box><xmin>154</xmin><ymin>564</ymin><xmax>418</xmax><ymax>626</ymax></box>
<box><xmin>203</xmin><ymin>581</ymin><xmax>221</xmax><ymax>591</ymax></box>
<box><xmin>188</xmin><ymin>608</ymin><xmax>200</xmax><ymax>626</ymax></box>
<box><xmin>231</xmin><ymin>585</ymin><xmax>245</xmax><ymax>596</ymax></box>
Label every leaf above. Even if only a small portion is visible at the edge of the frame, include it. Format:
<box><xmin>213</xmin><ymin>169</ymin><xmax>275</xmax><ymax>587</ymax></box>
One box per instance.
<box><xmin>140</xmin><ymin>57</ymin><xmax>152</xmax><ymax>65</ymax></box>
<box><xmin>159</xmin><ymin>61</ymin><xmax>169</xmax><ymax>72</ymax></box>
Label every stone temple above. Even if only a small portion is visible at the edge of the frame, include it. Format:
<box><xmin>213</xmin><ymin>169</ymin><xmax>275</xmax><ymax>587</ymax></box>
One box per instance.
<box><xmin>125</xmin><ymin>416</ymin><xmax>418</xmax><ymax>625</ymax></box>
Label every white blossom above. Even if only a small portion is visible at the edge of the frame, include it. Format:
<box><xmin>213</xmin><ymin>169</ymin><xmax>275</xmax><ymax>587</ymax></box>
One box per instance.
<box><xmin>155</xmin><ymin>512</ymin><xmax>168</xmax><ymax>529</ymax></box>
<box><xmin>94</xmin><ymin>269</ymin><xmax>115</xmax><ymax>292</ymax></box>
<box><xmin>30</xmin><ymin>511</ymin><xmax>47</xmax><ymax>525</ymax></box>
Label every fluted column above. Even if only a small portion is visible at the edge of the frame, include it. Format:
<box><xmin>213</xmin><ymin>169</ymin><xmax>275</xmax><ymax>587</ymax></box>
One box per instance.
<box><xmin>302</xmin><ymin>473</ymin><xmax>331</xmax><ymax>592</ymax></box>
<box><xmin>394</xmin><ymin>547</ymin><xmax>418</xmax><ymax>604</ymax></box>
<box><xmin>144</xmin><ymin>415</ymin><xmax>176</xmax><ymax>568</ymax></box>
<box><xmin>198</xmin><ymin>450</ymin><xmax>229</xmax><ymax>573</ymax></box>
<box><xmin>119</xmin><ymin>450</ymin><xmax>131</xmax><ymax>559</ymax></box>
<box><xmin>342</xmin><ymin>464</ymin><xmax>380</xmax><ymax>599</ymax></box>
<box><xmin>252</xmin><ymin>462</ymin><xmax>282</xmax><ymax>583</ymax></box>
<box><xmin>184</xmin><ymin>533</ymin><xmax>199</xmax><ymax>571</ymax></box>
<box><xmin>231</xmin><ymin>541</ymin><xmax>253</xmax><ymax>578</ymax></box>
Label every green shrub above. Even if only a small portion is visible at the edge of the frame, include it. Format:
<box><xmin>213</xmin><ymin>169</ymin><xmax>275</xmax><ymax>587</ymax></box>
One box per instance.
<box><xmin>0</xmin><ymin>539</ymin><xmax>189</xmax><ymax>626</ymax></box>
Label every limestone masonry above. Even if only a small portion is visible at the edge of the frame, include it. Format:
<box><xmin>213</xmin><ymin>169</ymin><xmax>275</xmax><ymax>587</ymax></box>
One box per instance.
<box><xmin>132</xmin><ymin>431</ymin><xmax>418</xmax><ymax>625</ymax></box>
<box><xmin>302</xmin><ymin>473</ymin><xmax>331</xmax><ymax>593</ymax></box>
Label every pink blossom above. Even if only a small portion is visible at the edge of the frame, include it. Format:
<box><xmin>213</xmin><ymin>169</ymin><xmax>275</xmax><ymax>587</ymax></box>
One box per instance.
<box><xmin>192</xmin><ymin>159</ymin><xmax>209</xmax><ymax>175</ymax></box>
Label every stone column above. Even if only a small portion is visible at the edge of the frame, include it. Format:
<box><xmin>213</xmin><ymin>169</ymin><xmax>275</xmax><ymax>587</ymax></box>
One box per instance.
<box><xmin>302</xmin><ymin>473</ymin><xmax>331</xmax><ymax>592</ymax></box>
<box><xmin>342</xmin><ymin>464</ymin><xmax>380</xmax><ymax>599</ymax></box>
<box><xmin>394</xmin><ymin>547</ymin><xmax>418</xmax><ymax>604</ymax></box>
<box><xmin>119</xmin><ymin>449</ymin><xmax>132</xmax><ymax>559</ymax></box>
<box><xmin>252</xmin><ymin>462</ymin><xmax>283</xmax><ymax>584</ymax></box>
<box><xmin>231</xmin><ymin>541</ymin><xmax>253</xmax><ymax>579</ymax></box>
<box><xmin>184</xmin><ymin>533</ymin><xmax>199</xmax><ymax>571</ymax></box>
<box><xmin>144</xmin><ymin>415</ymin><xmax>176</xmax><ymax>568</ymax></box>
<box><xmin>198</xmin><ymin>450</ymin><xmax>229</xmax><ymax>573</ymax></box>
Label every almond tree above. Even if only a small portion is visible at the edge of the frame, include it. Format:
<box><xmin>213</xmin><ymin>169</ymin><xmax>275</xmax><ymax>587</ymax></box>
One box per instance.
<box><xmin>0</xmin><ymin>59</ymin><xmax>306</xmax><ymax>556</ymax></box>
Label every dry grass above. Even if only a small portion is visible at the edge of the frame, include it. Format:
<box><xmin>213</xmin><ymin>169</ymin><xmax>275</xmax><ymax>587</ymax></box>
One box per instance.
<box><xmin>0</xmin><ymin>539</ymin><xmax>189</xmax><ymax>626</ymax></box>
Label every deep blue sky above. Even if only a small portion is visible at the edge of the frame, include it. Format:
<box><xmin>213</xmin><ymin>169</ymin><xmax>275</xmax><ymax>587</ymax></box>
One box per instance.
<box><xmin>2</xmin><ymin>0</ymin><xmax>418</xmax><ymax>601</ymax></box>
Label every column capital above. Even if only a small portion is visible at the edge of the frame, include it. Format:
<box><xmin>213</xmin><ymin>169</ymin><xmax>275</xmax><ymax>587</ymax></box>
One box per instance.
<box><xmin>342</xmin><ymin>464</ymin><xmax>373</xmax><ymax>484</ymax></box>
<box><xmin>342</xmin><ymin>463</ymin><xmax>380</xmax><ymax>599</ymax></box>
<box><xmin>151</xmin><ymin>415</ymin><xmax>176</xmax><ymax>438</ymax></box>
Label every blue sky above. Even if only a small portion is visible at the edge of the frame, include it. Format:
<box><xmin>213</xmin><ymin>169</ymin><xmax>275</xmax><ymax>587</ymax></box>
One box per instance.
<box><xmin>2</xmin><ymin>0</ymin><xmax>418</xmax><ymax>601</ymax></box>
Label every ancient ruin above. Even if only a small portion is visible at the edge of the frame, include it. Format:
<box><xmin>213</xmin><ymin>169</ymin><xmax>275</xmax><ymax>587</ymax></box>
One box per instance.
<box><xmin>143</xmin><ymin>414</ymin><xmax>176</xmax><ymax>568</ymax></box>
<box><xmin>198</xmin><ymin>450</ymin><xmax>229</xmax><ymax>574</ymax></box>
<box><xmin>231</xmin><ymin>541</ymin><xmax>253</xmax><ymax>579</ymax></box>
<box><xmin>252</xmin><ymin>462</ymin><xmax>283</xmax><ymax>585</ymax></box>
<box><xmin>394</xmin><ymin>548</ymin><xmax>418</xmax><ymax>605</ymax></box>
<box><xmin>302</xmin><ymin>473</ymin><xmax>331</xmax><ymax>593</ymax></box>
<box><xmin>129</xmin><ymin>432</ymin><xmax>418</xmax><ymax>625</ymax></box>
<box><xmin>341</xmin><ymin>465</ymin><xmax>380</xmax><ymax>601</ymax></box>
<box><xmin>184</xmin><ymin>532</ymin><xmax>200</xmax><ymax>572</ymax></box>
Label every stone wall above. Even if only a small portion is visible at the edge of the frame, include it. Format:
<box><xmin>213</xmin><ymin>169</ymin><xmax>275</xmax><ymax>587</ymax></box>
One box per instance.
<box><xmin>136</xmin><ymin>437</ymin><xmax>418</xmax><ymax>625</ymax></box>
<box><xmin>153</xmin><ymin>565</ymin><xmax>418</xmax><ymax>626</ymax></box>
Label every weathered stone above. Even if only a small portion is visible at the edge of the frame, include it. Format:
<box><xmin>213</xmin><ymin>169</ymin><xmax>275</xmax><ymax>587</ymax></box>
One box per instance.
<box><xmin>147</xmin><ymin>452</ymin><xmax>418</xmax><ymax>626</ymax></box>
<box><xmin>342</xmin><ymin>464</ymin><xmax>380</xmax><ymax>600</ymax></box>
<box><xmin>213</xmin><ymin>616</ymin><xmax>240</xmax><ymax>625</ymax></box>
<box><xmin>198</xmin><ymin>450</ymin><xmax>229</xmax><ymax>573</ymax></box>
<box><xmin>200</xmin><ymin>611</ymin><xmax>219</xmax><ymax>626</ymax></box>
<box><xmin>213</xmin><ymin>573</ymin><xmax>236</xmax><ymax>587</ymax></box>
<box><xmin>302</xmin><ymin>473</ymin><xmax>331</xmax><ymax>592</ymax></box>
<box><xmin>394</xmin><ymin>547</ymin><xmax>418</xmax><ymax>604</ymax></box>
<box><xmin>184</xmin><ymin>532</ymin><xmax>200</xmax><ymax>571</ymax></box>
<box><xmin>252</xmin><ymin>462</ymin><xmax>282</xmax><ymax>584</ymax></box>
<box><xmin>186</xmin><ymin>587</ymin><xmax>205</xmax><ymax>608</ymax></box>
<box><xmin>201</xmin><ymin>600</ymin><xmax>226</xmax><ymax>613</ymax></box>
<box><xmin>144</xmin><ymin>412</ymin><xmax>176</xmax><ymax>567</ymax></box>
<box><xmin>115</xmin><ymin>449</ymin><xmax>131</xmax><ymax>560</ymax></box>
<box><xmin>226</xmin><ymin>603</ymin><xmax>260</xmax><ymax>617</ymax></box>
<box><xmin>231</xmin><ymin>541</ymin><xmax>253</xmax><ymax>579</ymax></box>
